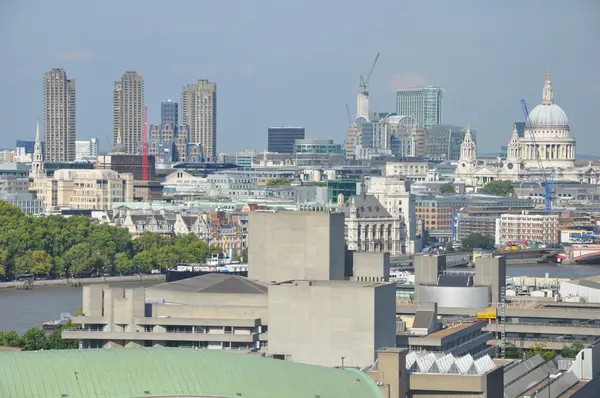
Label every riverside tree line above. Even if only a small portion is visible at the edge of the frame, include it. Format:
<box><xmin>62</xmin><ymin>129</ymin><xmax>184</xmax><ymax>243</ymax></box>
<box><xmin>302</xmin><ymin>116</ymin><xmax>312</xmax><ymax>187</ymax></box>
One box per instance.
<box><xmin>0</xmin><ymin>201</ymin><xmax>216</xmax><ymax>278</ymax></box>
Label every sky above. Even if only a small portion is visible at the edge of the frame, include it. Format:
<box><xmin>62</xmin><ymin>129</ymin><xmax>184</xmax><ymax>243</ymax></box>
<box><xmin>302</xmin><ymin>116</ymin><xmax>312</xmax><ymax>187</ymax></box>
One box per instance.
<box><xmin>0</xmin><ymin>0</ymin><xmax>599</xmax><ymax>155</ymax></box>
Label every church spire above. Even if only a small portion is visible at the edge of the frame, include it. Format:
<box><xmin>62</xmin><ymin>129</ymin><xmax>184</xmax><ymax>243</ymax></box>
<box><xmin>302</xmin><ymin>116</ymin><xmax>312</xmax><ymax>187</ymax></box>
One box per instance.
<box><xmin>542</xmin><ymin>68</ymin><xmax>554</xmax><ymax>105</ymax></box>
<box><xmin>30</xmin><ymin>119</ymin><xmax>44</xmax><ymax>178</ymax></box>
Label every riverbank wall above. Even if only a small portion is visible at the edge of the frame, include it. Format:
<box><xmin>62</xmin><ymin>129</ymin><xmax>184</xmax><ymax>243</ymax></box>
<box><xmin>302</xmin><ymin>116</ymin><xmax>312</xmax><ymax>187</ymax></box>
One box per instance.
<box><xmin>0</xmin><ymin>274</ymin><xmax>165</xmax><ymax>290</ymax></box>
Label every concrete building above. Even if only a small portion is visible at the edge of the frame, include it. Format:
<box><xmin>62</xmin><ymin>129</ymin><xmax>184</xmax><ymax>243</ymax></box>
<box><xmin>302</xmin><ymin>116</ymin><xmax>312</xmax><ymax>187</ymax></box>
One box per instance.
<box><xmin>248</xmin><ymin>211</ymin><xmax>346</xmax><ymax>282</ymax></box>
<box><xmin>75</xmin><ymin>138</ymin><xmax>98</xmax><ymax>160</ymax></box>
<box><xmin>160</xmin><ymin>99</ymin><xmax>178</xmax><ymax>127</ymax></box>
<box><xmin>268</xmin><ymin>279</ymin><xmax>396</xmax><ymax>367</ymax></box>
<box><xmin>43</xmin><ymin>68</ymin><xmax>76</xmax><ymax>162</ymax></box>
<box><xmin>181</xmin><ymin>79</ymin><xmax>217</xmax><ymax>162</ymax></box>
<box><xmin>395</xmin><ymin>86</ymin><xmax>443</xmax><ymax>130</ymax></box>
<box><xmin>113</xmin><ymin>71</ymin><xmax>144</xmax><ymax>154</ymax></box>
<box><xmin>65</xmin><ymin>210</ymin><xmax>397</xmax><ymax>369</ymax></box>
<box><xmin>39</xmin><ymin>169</ymin><xmax>134</xmax><ymax>211</ymax></box>
<box><xmin>267</xmin><ymin>127</ymin><xmax>305</xmax><ymax>154</ymax></box>
<box><xmin>413</xmin><ymin>254</ymin><xmax>506</xmax><ymax>308</ymax></box>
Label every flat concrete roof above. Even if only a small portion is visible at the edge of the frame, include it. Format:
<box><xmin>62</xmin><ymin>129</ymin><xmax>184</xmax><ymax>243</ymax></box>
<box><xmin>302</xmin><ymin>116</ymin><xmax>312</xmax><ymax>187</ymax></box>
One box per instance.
<box><xmin>424</xmin><ymin>323</ymin><xmax>472</xmax><ymax>339</ymax></box>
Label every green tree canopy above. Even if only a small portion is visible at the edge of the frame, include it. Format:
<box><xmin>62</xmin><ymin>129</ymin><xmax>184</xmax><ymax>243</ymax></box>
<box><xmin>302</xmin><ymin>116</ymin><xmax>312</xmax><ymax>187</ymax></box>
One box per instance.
<box><xmin>0</xmin><ymin>200</ymin><xmax>214</xmax><ymax>277</ymax></box>
<box><xmin>440</xmin><ymin>181</ymin><xmax>455</xmax><ymax>194</ymax></box>
<box><xmin>0</xmin><ymin>330</ymin><xmax>22</xmax><ymax>347</ymax></box>
<box><xmin>461</xmin><ymin>233</ymin><xmax>495</xmax><ymax>250</ymax></box>
<box><xmin>480</xmin><ymin>180</ymin><xmax>515</xmax><ymax>196</ymax></box>
<box><xmin>527</xmin><ymin>342</ymin><xmax>556</xmax><ymax>360</ymax></box>
<box><xmin>561</xmin><ymin>342</ymin><xmax>584</xmax><ymax>358</ymax></box>
<box><xmin>265</xmin><ymin>178</ymin><xmax>291</xmax><ymax>187</ymax></box>
<box><xmin>22</xmin><ymin>327</ymin><xmax>47</xmax><ymax>351</ymax></box>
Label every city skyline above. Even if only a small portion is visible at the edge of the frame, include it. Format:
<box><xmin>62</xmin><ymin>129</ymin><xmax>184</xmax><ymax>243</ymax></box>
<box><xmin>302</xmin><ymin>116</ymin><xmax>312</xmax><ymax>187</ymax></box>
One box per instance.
<box><xmin>0</xmin><ymin>0</ymin><xmax>598</xmax><ymax>154</ymax></box>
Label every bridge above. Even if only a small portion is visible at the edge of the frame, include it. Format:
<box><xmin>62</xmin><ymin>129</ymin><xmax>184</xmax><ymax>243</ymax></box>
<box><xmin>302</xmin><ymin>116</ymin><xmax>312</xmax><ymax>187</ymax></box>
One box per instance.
<box><xmin>561</xmin><ymin>244</ymin><xmax>600</xmax><ymax>263</ymax></box>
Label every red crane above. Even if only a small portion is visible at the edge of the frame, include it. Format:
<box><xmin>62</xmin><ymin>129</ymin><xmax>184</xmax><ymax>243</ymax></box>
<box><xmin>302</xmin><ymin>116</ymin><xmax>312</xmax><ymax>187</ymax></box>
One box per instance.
<box><xmin>142</xmin><ymin>105</ymin><xmax>149</xmax><ymax>181</ymax></box>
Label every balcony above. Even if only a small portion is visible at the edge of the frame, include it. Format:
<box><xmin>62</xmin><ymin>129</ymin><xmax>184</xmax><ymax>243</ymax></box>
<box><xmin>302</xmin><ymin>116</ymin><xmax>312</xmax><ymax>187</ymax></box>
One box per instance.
<box><xmin>62</xmin><ymin>328</ymin><xmax>258</xmax><ymax>343</ymax></box>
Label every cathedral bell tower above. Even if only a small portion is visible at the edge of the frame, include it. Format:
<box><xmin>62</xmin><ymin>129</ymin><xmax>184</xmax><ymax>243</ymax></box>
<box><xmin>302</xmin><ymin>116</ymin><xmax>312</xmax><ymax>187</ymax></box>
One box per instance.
<box><xmin>505</xmin><ymin>124</ymin><xmax>523</xmax><ymax>172</ymax></box>
<box><xmin>459</xmin><ymin>125</ymin><xmax>477</xmax><ymax>170</ymax></box>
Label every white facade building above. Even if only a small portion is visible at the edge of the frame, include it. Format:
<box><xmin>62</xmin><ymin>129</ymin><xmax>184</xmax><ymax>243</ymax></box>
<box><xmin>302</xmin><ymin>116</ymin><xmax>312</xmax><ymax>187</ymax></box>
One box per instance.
<box><xmin>75</xmin><ymin>138</ymin><xmax>98</xmax><ymax>160</ymax></box>
<box><xmin>455</xmin><ymin>70</ymin><xmax>600</xmax><ymax>188</ymax></box>
<box><xmin>367</xmin><ymin>176</ymin><xmax>420</xmax><ymax>254</ymax></box>
<box><xmin>498</xmin><ymin>212</ymin><xmax>559</xmax><ymax>244</ymax></box>
<box><xmin>341</xmin><ymin>192</ymin><xmax>406</xmax><ymax>255</ymax></box>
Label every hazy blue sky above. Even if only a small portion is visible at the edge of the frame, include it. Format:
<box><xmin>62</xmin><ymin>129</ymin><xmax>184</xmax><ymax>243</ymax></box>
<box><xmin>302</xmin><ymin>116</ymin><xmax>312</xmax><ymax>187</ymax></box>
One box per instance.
<box><xmin>0</xmin><ymin>0</ymin><xmax>598</xmax><ymax>154</ymax></box>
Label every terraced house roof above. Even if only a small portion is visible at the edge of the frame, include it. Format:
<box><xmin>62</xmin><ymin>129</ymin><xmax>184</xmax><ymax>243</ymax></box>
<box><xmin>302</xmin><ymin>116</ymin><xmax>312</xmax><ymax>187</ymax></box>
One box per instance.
<box><xmin>0</xmin><ymin>347</ymin><xmax>383</xmax><ymax>398</ymax></box>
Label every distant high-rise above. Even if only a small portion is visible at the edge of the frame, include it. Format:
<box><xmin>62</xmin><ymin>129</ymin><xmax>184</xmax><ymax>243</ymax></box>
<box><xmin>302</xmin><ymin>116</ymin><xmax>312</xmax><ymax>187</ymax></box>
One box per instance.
<box><xmin>181</xmin><ymin>79</ymin><xmax>217</xmax><ymax>162</ymax></box>
<box><xmin>396</xmin><ymin>86</ymin><xmax>443</xmax><ymax>130</ymax></box>
<box><xmin>113</xmin><ymin>71</ymin><xmax>144</xmax><ymax>154</ymax></box>
<box><xmin>267</xmin><ymin>127</ymin><xmax>305</xmax><ymax>153</ymax></box>
<box><xmin>75</xmin><ymin>138</ymin><xmax>98</xmax><ymax>160</ymax></box>
<box><xmin>43</xmin><ymin>68</ymin><xmax>76</xmax><ymax>162</ymax></box>
<box><xmin>161</xmin><ymin>100</ymin><xmax>178</xmax><ymax>128</ymax></box>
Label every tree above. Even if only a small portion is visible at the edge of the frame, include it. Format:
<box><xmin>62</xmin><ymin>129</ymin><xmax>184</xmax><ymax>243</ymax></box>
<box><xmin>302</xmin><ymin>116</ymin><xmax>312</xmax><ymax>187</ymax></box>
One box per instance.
<box><xmin>561</xmin><ymin>342</ymin><xmax>584</xmax><ymax>358</ymax></box>
<box><xmin>63</xmin><ymin>243</ymin><xmax>95</xmax><ymax>276</ymax></box>
<box><xmin>47</xmin><ymin>329</ymin><xmax>78</xmax><ymax>350</ymax></box>
<box><xmin>505</xmin><ymin>342</ymin><xmax>525</xmax><ymax>359</ymax></box>
<box><xmin>461</xmin><ymin>233</ymin><xmax>495</xmax><ymax>250</ymax></box>
<box><xmin>24</xmin><ymin>250</ymin><xmax>52</xmax><ymax>277</ymax></box>
<box><xmin>0</xmin><ymin>330</ymin><xmax>22</xmax><ymax>347</ymax></box>
<box><xmin>265</xmin><ymin>178</ymin><xmax>291</xmax><ymax>187</ymax></box>
<box><xmin>446</xmin><ymin>242</ymin><xmax>455</xmax><ymax>252</ymax></box>
<box><xmin>114</xmin><ymin>252</ymin><xmax>134</xmax><ymax>275</ymax></box>
<box><xmin>22</xmin><ymin>327</ymin><xmax>47</xmax><ymax>351</ymax></box>
<box><xmin>527</xmin><ymin>342</ymin><xmax>556</xmax><ymax>360</ymax></box>
<box><xmin>440</xmin><ymin>181</ymin><xmax>455</xmax><ymax>194</ymax></box>
<box><xmin>0</xmin><ymin>248</ymin><xmax>7</xmax><ymax>277</ymax></box>
<box><xmin>481</xmin><ymin>180</ymin><xmax>515</xmax><ymax>196</ymax></box>
<box><xmin>155</xmin><ymin>246</ymin><xmax>179</xmax><ymax>270</ymax></box>
<box><xmin>132</xmin><ymin>251</ymin><xmax>155</xmax><ymax>273</ymax></box>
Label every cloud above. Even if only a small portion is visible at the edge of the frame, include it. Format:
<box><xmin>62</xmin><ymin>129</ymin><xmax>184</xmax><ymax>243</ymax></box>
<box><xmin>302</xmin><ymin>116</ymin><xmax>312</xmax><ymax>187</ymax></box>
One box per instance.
<box><xmin>233</xmin><ymin>63</ymin><xmax>258</xmax><ymax>77</ymax></box>
<box><xmin>60</xmin><ymin>49</ymin><xmax>93</xmax><ymax>62</ymax></box>
<box><xmin>389</xmin><ymin>73</ymin><xmax>428</xmax><ymax>91</ymax></box>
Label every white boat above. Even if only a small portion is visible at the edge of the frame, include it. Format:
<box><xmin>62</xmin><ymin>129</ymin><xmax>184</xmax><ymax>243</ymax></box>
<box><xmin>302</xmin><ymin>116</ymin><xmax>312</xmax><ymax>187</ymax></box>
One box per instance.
<box><xmin>42</xmin><ymin>312</ymin><xmax>71</xmax><ymax>330</ymax></box>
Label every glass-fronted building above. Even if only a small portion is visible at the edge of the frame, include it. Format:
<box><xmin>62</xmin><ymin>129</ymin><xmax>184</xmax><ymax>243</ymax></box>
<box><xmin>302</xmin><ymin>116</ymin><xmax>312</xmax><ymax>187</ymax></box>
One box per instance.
<box><xmin>396</xmin><ymin>86</ymin><xmax>444</xmax><ymax>130</ymax></box>
<box><xmin>267</xmin><ymin>127</ymin><xmax>305</xmax><ymax>154</ymax></box>
<box><xmin>327</xmin><ymin>179</ymin><xmax>360</xmax><ymax>204</ymax></box>
<box><xmin>425</xmin><ymin>124</ymin><xmax>475</xmax><ymax>161</ymax></box>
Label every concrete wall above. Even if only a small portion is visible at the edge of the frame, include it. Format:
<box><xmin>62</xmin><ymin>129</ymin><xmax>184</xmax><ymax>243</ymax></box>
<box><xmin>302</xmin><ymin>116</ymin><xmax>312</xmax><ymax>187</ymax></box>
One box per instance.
<box><xmin>0</xmin><ymin>274</ymin><xmax>164</xmax><ymax>290</ymax></box>
<box><xmin>248</xmin><ymin>211</ymin><xmax>345</xmax><ymax>282</ymax></box>
<box><xmin>417</xmin><ymin>286</ymin><xmax>490</xmax><ymax>308</ymax></box>
<box><xmin>414</xmin><ymin>255</ymin><xmax>445</xmax><ymax>285</ymax></box>
<box><xmin>267</xmin><ymin>280</ymin><xmax>396</xmax><ymax>368</ymax></box>
<box><xmin>474</xmin><ymin>255</ymin><xmax>506</xmax><ymax>305</ymax></box>
<box><xmin>352</xmin><ymin>252</ymin><xmax>390</xmax><ymax>282</ymax></box>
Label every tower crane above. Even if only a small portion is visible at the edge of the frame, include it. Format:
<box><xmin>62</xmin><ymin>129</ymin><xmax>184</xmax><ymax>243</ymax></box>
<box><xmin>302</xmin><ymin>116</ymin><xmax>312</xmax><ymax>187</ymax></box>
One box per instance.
<box><xmin>521</xmin><ymin>99</ymin><xmax>555</xmax><ymax>214</ymax></box>
<box><xmin>359</xmin><ymin>53</ymin><xmax>380</xmax><ymax>96</ymax></box>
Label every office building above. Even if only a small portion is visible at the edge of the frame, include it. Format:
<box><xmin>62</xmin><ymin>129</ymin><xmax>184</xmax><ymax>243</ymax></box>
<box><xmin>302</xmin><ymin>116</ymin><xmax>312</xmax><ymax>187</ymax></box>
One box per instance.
<box><xmin>161</xmin><ymin>99</ymin><xmax>178</xmax><ymax>128</ymax></box>
<box><xmin>16</xmin><ymin>140</ymin><xmax>44</xmax><ymax>155</ymax></box>
<box><xmin>113</xmin><ymin>71</ymin><xmax>144</xmax><ymax>154</ymax></box>
<box><xmin>396</xmin><ymin>86</ymin><xmax>443</xmax><ymax>130</ymax></box>
<box><xmin>38</xmin><ymin>169</ymin><xmax>134</xmax><ymax>211</ymax></box>
<box><xmin>181</xmin><ymin>79</ymin><xmax>217</xmax><ymax>162</ymax></box>
<box><xmin>267</xmin><ymin>127</ymin><xmax>305</xmax><ymax>153</ymax></box>
<box><xmin>75</xmin><ymin>138</ymin><xmax>98</xmax><ymax>160</ymax></box>
<box><xmin>425</xmin><ymin>124</ymin><xmax>474</xmax><ymax>161</ymax></box>
<box><xmin>43</xmin><ymin>68</ymin><xmax>76</xmax><ymax>162</ymax></box>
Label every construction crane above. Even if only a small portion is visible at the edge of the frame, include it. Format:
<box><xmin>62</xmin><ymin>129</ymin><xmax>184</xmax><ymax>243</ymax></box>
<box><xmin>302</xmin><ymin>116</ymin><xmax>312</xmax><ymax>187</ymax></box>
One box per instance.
<box><xmin>521</xmin><ymin>99</ymin><xmax>555</xmax><ymax>214</ymax></box>
<box><xmin>345</xmin><ymin>104</ymin><xmax>352</xmax><ymax>125</ymax></box>
<box><xmin>359</xmin><ymin>53</ymin><xmax>380</xmax><ymax>96</ymax></box>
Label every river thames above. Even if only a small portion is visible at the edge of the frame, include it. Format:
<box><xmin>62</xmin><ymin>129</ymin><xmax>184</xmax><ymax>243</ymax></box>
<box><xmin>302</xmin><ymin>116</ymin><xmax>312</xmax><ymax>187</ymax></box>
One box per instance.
<box><xmin>1</xmin><ymin>263</ymin><xmax>600</xmax><ymax>333</ymax></box>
